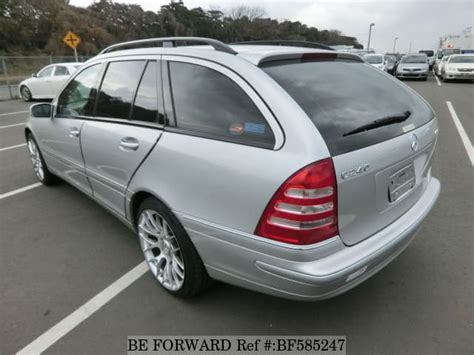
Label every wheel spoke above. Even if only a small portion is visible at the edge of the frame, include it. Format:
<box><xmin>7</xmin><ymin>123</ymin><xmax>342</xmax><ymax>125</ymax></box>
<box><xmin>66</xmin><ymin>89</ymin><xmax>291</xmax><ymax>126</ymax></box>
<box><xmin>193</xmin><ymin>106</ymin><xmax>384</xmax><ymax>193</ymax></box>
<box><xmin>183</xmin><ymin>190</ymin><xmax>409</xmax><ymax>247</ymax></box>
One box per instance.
<box><xmin>172</xmin><ymin>258</ymin><xmax>184</xmax><ymax>278</ymax></box>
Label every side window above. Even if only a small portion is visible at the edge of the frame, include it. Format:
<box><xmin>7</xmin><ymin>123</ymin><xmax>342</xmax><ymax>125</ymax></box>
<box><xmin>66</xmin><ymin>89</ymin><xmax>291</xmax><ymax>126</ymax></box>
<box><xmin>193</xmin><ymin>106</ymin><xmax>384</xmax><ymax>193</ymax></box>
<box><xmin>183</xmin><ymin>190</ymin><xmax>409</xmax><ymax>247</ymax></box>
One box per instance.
<box><xmin>38</xmin><ymin>66</ymin><xmax>54</xmax><ymax>77</ymax></box>
<box><xmin>96</xmin><ymin>61</ymin><xmax>145</xmax><ymax>119</ymax></box>
<box><xmin>168</xmin><ymin>62</ymin><xmax>275</xmax><ymax>148</ymax></box>
<box><xmin>131</xmin><ymin>61</ymin><xmax>163</xmax><ymax>123</ymax></box>
<box><xmin>54</xmin><ymin>66</ymin><xmax>69</xmax><ymax>76</ymax></box>
<box><xmin>57</xmin><ymin>64</ymin><xmax>101</xmax><ymax>117</ymax></box>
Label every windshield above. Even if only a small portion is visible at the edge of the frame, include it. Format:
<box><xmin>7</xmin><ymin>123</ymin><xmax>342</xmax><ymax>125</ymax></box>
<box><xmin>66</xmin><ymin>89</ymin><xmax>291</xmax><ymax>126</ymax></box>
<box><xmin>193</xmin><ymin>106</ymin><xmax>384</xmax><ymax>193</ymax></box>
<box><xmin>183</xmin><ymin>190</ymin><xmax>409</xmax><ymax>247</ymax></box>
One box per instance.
<box><xmin>419</xmin><ymin>50</ymin><xmax>434</xmax><ymax>57</ymax></box>
<box><xmin>402</xmin><ymin>55</ymin><xmax>427</xmax><ymax>63</ymax></box>
<box><xmin>386</xmin><ymin>56</ymin><xmax>396</xmax><ymax>63</ymax></box>
<box><xmin>450</xmin><ymin>56</ymin><xmax>474</xmax><ymax>63</ymax></box>
<box><xmin>364</xmin><ymin>55</ymin><xmax>383</xmax><ymax>64</ymax></box>
<box><xmin>261</xmin><ymin>59</ymin><xmax>433</xmax><ymax>156</ymax></box>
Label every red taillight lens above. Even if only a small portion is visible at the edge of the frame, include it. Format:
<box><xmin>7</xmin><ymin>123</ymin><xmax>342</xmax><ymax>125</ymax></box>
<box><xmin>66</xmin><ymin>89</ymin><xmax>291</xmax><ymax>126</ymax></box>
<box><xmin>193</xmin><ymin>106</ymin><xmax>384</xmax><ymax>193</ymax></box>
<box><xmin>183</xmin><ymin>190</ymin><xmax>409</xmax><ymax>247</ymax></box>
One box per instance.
<box><xmin>255</xmin><ymin>158</ymin><xmax>338</xmax><ymax>245</ymax></box>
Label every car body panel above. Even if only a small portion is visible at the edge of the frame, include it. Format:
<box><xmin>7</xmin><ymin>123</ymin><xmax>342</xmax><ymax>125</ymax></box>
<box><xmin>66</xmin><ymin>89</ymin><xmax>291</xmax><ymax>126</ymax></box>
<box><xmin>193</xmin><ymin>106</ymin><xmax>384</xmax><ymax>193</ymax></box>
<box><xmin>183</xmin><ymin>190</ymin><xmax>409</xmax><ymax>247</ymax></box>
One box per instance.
<box><xmin>81</xmin><ymin>121</ymin><xmax>162</xmax><ymax>218</ymax></box>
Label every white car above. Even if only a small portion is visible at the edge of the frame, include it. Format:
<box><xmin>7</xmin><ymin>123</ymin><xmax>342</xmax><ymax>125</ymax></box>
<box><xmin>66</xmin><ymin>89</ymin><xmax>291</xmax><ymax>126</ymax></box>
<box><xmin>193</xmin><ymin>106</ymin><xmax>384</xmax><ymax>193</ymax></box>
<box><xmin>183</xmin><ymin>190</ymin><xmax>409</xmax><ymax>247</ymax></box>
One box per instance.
<box><xmin>440</xmin><ymin>54</ymin><xmax>474</xmax><ymax>81</ymax></box>
<box><xmin>19</xmin><ymin>63</ymin><xmax>82</xmax><ymax>101</ymax></box>
<box><xmin>363</xmin><ymin>54</ymin><xmax>387</xmax><ymax>71</ymax></box>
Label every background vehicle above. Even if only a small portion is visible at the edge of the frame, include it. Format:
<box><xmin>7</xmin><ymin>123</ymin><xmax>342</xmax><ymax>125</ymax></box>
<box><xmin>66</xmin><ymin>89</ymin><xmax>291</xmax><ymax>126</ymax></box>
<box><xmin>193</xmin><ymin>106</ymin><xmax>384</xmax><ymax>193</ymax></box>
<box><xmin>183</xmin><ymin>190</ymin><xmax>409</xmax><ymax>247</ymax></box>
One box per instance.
<box><xmin>18</xmin><ymin>62</ymin><xmax>82</xmax><ymax>101</ymax></box>
<box><xmin>434</xmin><ymin>55</ymin><xmax>451</xmax><ymax>77</ymax></box>
<box><xmin>25</xmin><ymin>37</ymin><xmax>440</xmax><ymax>300</ymax></box>
<box><xmin>440</xmin><ymin>54</ymin><xmax>474</xmax><ymax>81</ymax></box>
<box><xmin>419</xmin><ymin>50</ymin><xmax>435</xmax><ymax>70</ymax></box>
<box><xmin>385</xmin><ymin>55</ymin><xmax>397</xmax><ymax>74</ymax></box>
<box><xmin>363</xmin><ymin>54</ymin><xmax>387</xmax><ymax>71</ymax></box>
<box><xmin>396</xmin><ymin>53</ymin><xmax>429</xmax><ymax>80</ymax></box>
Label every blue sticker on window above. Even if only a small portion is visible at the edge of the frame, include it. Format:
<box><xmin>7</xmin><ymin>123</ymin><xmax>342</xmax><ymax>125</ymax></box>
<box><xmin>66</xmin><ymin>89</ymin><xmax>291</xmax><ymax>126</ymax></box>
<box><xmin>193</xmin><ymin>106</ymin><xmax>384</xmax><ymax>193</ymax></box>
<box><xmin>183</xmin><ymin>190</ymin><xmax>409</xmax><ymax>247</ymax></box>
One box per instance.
<box><xmin>244</xmin><ymin>122</ymin><xmax>266</xmax><ymax>134</ymax></box>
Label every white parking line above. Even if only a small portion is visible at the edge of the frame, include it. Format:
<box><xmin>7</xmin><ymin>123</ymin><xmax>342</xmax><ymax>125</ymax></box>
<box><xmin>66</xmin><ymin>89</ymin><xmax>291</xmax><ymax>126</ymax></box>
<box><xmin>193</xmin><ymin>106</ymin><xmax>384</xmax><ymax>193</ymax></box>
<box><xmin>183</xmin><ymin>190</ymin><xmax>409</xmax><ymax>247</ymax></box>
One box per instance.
<box><xmin>0</xmin><ymin>122</ymin><xmax>25</xmax><ymax>129</ymax></box>
<box><xmin>0</xmin><ymin>183</ymin><xmax>42</xmax><ymax>200</ymax></box>
<box><xmin>16</xmin><ymin>261</ymin><xmax>148</xmax><ymax>355</ymax></box>
<box><xmin>446</xmin><ymin>101</ymin><xmax>474</xmax><ymax>166</ymax></box>
<box><xmin>0</xmin><ymin>143</ymin><xmax>26</xmax><ymax>152</ymax></box>
<box><xmin>435</xmin><ymin>75</ymin><xmax>442</xmax><ymax>86</ymax></box>
<box><xmin>0</xmin><ymin>110</ymin><xmax>28</xmax><ymax>117</ymax></box>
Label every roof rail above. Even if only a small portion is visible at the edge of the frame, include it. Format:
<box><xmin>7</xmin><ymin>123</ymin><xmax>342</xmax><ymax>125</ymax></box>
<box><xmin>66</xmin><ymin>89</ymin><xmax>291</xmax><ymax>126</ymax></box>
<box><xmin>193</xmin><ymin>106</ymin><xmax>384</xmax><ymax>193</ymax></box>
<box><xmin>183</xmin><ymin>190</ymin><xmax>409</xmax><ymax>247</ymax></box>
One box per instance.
<box><xmin>99</xmin><ymin>37</ymin><xmax>238</xmax><ymax>55</ymax></box>
<box><xmin>231</xmin><ymin>40</ymin><xmax>334</xmax><ymax>51</ymax></box>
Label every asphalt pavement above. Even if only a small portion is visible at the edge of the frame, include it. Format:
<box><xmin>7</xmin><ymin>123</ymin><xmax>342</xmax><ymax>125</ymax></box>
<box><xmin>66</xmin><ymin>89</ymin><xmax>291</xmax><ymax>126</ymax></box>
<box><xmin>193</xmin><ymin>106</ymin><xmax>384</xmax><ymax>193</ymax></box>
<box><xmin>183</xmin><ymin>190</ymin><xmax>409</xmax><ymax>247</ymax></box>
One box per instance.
<box><xmin>0</xmin><ymin>75</ymin><xmax>473</xmax><ymax>355</ymax></box>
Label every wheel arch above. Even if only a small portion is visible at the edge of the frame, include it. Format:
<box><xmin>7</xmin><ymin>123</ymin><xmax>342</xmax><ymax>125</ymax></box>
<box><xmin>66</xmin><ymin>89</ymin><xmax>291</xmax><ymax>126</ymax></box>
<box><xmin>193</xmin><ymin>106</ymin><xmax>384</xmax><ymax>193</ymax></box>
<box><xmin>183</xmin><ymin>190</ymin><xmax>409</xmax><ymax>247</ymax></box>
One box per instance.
<box><xmin>19</xmin><ymin>84</ymin><xmax>33</xmax><ymax>99</ymax></box>
<box><xmin>129</xmin><ymin>190</ymin><xmax>174</xmax><ymax>229</ymax></box>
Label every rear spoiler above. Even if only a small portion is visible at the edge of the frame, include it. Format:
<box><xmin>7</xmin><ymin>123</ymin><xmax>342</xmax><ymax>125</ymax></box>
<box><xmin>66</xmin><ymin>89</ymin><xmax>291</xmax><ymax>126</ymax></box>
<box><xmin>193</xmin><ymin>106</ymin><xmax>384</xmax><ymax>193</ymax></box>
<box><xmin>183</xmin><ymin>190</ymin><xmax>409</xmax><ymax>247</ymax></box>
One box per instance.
<box><xmin>257</xmin><ymin>51</ymin><xmax>364</xmax><ymax>66</ymax></box>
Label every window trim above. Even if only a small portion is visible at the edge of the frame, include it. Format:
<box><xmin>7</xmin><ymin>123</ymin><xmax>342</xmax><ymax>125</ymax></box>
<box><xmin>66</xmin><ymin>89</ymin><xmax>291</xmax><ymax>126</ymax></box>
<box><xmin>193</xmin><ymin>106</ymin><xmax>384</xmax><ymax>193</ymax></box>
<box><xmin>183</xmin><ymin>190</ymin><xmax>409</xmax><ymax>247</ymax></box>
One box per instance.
<box><xmin>161</xmin><ymin>55</ymin><xmax>283</xmax><ymax>150</ymax></box>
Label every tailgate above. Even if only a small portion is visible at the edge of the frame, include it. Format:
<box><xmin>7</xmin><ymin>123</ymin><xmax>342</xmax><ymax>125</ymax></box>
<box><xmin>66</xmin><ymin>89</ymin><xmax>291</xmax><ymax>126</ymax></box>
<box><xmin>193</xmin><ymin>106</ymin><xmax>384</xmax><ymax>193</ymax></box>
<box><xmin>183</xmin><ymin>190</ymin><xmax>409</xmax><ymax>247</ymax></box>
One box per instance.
<box><xmin>333</xmin><ymin>119</ymin><xmax>438</xmax><ymax>246</ymax></box>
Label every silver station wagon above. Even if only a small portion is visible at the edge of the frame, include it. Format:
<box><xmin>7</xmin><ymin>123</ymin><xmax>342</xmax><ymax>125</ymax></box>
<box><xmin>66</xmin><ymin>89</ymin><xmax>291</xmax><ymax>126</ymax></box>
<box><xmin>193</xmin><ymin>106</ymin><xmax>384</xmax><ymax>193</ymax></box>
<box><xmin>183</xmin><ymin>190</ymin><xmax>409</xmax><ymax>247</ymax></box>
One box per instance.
<box><xmin>25</xmin><ymin>37</ymin><xmax>440</xmax><ymax>300</ymax></box>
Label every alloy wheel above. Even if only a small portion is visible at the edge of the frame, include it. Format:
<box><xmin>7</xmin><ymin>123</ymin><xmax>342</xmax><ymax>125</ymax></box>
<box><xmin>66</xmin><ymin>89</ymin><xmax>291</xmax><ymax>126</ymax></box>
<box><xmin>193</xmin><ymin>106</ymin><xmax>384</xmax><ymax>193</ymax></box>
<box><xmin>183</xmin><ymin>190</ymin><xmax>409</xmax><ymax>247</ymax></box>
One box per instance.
<box><xmin>21</xmin><ymin>86</ymin><xmax>31</xmax><ymax>101</ymax></box>
<box><xmin>27</xmin><ymin>139</ymin><xmax>44</xmax><ymax>181</ymax></box>
<box><xmin>138</xmin><ymin>209</ymin><xmax>185</xmax><ymax>291</ymax></box>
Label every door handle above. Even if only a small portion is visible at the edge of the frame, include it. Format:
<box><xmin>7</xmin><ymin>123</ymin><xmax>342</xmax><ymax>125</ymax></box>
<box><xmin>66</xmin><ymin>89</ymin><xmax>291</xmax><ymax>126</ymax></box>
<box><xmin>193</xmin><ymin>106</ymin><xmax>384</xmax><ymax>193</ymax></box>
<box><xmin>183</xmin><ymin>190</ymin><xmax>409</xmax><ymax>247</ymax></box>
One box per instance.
<box><xmin>120</xmin><ymin>137</ymin><xmax>139</xmax><ymax>151</ymax></box>
<box><xmin>69</xmin><ymin>128</ymin><xmax>80</xmax><ymax>138</ymax></box>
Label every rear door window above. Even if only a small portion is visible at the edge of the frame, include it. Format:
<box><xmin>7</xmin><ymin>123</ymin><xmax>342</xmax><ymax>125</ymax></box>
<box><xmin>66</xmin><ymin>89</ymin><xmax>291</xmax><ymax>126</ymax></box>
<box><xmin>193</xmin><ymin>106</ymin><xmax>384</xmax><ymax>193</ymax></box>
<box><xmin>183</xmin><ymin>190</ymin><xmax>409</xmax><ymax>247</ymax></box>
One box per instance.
<box><xmin>167</xmin><ymin>61</ymin><xmax>275</xmax><ymax>148</ymax></box>
<box><xmin>131</xmin><ymin>61</ymin><xmax>163</xmax><ymax>124</ymax></box>
<box><xmin>262</xmin><ymin>59</ymin><xmax>433</xmax><ymax>155</ymax></box>
<box><xmin>54</xmin><ymin>66</ymin><xmax>69</xmax><ymax>76</ymax></box>
<box><xmin>96</xmin><ymin>61</ymin><xmax>146</xmax><ymax>119</ymax></box>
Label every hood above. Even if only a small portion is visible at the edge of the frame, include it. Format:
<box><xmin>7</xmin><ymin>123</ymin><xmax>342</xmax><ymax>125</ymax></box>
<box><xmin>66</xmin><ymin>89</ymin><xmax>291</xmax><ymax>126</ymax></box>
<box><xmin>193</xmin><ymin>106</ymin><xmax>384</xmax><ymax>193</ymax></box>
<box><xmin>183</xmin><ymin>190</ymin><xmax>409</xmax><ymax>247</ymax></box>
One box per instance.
<box><xmin>446</xmin><ymin>62</ymin><xmax>474</xmax><ymax>69</ymax></box>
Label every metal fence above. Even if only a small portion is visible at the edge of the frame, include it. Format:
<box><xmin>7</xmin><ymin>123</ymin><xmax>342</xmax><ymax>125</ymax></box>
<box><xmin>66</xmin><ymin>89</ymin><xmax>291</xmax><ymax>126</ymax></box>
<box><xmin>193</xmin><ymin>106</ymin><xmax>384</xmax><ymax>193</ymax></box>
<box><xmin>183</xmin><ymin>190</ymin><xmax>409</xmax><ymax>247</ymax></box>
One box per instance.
<box><xmin>0</xmin><ymin>56</ymin><xmax>92</xmax><ymax>100</ymax></box>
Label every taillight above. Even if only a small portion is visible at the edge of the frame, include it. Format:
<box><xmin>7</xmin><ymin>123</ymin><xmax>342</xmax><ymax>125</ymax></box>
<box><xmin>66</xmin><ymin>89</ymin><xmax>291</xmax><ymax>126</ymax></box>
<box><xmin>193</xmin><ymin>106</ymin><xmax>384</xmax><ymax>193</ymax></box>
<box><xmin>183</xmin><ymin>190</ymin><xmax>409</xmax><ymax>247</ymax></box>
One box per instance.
<box><xmin>255</xmin><ymin>158</ymin><xmax>338</xmax><ymax>245</ymax></box>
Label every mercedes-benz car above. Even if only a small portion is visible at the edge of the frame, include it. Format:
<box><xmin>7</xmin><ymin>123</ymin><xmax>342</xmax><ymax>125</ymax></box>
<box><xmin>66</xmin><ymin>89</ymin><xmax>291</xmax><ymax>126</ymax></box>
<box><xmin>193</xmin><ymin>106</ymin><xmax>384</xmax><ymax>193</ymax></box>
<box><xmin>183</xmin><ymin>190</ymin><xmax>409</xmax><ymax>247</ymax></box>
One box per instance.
<box><xmin>24</xmin><ymin>37</ymin><xmax>440</xmax><ymax>300</ymax></box>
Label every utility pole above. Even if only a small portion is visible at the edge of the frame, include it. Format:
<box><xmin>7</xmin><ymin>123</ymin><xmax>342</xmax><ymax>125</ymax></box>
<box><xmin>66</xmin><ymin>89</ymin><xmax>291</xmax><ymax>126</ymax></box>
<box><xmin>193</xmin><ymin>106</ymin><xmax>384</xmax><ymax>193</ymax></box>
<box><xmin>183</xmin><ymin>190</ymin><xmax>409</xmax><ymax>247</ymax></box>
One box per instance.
<box><xmin>393</xmin><ymin>37</ymin><xmax>398</xmax><ymax>52</ymax></box>
<box><xmin>367</xmin><ymin>23</ymin><xmax>375</xmax><ymax>52</ymax></box>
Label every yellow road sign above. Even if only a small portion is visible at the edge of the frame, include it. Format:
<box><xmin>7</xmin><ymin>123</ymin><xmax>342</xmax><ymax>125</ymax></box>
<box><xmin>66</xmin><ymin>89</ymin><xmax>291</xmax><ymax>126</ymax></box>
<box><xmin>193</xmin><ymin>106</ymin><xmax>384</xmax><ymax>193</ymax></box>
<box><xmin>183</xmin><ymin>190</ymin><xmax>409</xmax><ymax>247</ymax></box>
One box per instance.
<box><xmin>63</xmin><ymin>31</ymin><xmax>81</xmax><ymax>49</ymax></box>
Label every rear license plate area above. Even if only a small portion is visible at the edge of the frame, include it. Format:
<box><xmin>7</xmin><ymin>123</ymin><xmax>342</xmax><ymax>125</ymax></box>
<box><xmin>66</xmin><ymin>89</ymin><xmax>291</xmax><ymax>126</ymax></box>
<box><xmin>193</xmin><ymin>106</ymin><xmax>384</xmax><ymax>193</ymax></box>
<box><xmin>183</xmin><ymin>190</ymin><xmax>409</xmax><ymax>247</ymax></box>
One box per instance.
<box><xmin>388</xmin><ymin>163</ymin><xmax>416</xmax><ymax>202</ymax></box>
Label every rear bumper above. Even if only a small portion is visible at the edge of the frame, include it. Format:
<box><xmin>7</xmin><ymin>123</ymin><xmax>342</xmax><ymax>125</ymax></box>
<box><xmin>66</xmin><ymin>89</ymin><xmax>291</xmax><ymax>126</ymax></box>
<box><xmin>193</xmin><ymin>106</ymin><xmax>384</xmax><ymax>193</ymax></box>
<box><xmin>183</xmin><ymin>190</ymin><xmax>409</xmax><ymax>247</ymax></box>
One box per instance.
<box><xmin>178</xmin><ymin>178</ymin><xmax>440</xmax><ymax>301</ymax></box>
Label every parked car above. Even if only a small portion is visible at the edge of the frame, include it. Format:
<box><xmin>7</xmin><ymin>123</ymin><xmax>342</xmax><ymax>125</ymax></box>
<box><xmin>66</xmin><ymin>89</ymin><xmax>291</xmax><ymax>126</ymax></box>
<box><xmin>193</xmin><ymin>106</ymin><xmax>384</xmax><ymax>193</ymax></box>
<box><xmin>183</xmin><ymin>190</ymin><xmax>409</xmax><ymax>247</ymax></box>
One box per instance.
<box><xmin>419</xmin><ymin>50</ymin><xmax>435</xmax><ymax>70</ymax></box>
<box><xmin>396</xmin><ymin>54</ymin><xmax>429</xmax><ymax>80</ymax></box>
<box><xmin>19</xmin><ymin>62</ymin><xmax>82</xmax><ymax>101</ymax></box>
<box><xmin>25</xmin><ymin>37</ymin><xmax>440</xmax><ymax>300</ymax></box>
<box><xmin>439</xmin><ymin>54</ymin><xmax>474</xmax><ymax>81</ymax></box>
<box><xmin>363</xmin><ymin>54</ymin><xmax>387</xmax><ymax>71</ymax></box>
<box><xmin>434</xmin><ymin>55</ymin><xmax>451</xmax><ymax>77</ymax></box>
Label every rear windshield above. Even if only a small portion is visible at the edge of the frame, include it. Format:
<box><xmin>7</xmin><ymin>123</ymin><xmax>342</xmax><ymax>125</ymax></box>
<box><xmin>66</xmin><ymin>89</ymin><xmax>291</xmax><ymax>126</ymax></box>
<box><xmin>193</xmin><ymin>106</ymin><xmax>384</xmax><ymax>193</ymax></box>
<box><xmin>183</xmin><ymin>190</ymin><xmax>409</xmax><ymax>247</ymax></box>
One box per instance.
<box><xmin>450</xmin><ymin>56</ymin><xmax>474</xmax><ymax>63</ymax></box>
<box><xmin>261</xmin><ymin>59</ymin><xmax>434</xmax><ymax>156</ymax></box>
<box><xmin>401</xmin><ymin>55</ymin><xmax>427</xmax><ymax>63</ymax></box>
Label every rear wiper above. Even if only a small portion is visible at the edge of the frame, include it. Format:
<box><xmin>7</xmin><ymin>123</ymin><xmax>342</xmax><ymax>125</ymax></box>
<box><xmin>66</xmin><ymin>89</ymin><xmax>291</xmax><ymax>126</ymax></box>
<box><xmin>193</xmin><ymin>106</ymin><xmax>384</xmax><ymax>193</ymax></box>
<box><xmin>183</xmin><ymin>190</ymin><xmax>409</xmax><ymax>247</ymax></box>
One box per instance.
<box><xmin>343</xmin><ymin>111</ymin><xmax>411</xmax><ymax>137</ymax></box>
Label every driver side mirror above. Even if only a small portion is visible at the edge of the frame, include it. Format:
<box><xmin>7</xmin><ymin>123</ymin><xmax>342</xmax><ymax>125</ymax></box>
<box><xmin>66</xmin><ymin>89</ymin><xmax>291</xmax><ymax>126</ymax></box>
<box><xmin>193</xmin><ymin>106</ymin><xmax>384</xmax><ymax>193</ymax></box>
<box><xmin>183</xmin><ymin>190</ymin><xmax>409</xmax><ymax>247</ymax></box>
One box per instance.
<box><xmin>30</xmin><ymin>103</ymin><xmax>52</xmax><ymax>118</ymax></box>
<box><xmin>31</xmin><ymin>73</ymin><xmax>37</xmax><ymax>78</ymax></box>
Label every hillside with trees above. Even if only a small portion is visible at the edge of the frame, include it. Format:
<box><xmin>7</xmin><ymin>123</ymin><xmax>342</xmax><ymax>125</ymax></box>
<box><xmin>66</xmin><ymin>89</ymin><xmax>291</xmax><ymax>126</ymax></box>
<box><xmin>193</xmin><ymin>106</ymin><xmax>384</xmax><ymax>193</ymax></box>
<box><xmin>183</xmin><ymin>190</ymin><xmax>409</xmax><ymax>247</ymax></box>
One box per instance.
<box><xmin>0</xmin><ymin>0</ymin><xmax>362</xmax><ymax>55</ymax></box>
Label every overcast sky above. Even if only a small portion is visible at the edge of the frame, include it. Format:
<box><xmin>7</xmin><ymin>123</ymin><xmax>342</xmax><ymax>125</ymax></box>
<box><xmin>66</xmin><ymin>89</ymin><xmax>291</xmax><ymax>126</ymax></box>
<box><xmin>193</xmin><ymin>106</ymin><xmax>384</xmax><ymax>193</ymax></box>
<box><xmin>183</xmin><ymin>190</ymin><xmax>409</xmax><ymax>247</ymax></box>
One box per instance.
<box><xmin>70</xmin><ymin>0</ymin><xmax>473</xmax><ymax>53</ymax></box>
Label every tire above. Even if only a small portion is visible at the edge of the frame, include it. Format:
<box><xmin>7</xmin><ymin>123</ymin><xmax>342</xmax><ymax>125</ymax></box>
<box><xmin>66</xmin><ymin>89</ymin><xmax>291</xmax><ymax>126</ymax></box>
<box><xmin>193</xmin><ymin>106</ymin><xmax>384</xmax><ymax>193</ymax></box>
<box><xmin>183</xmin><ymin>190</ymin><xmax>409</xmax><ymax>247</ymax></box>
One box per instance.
<box><xmin>136</xmin><ymin>197</ymin><xmax>211</xmax><ymax>298</ymax></box>
<box><xmin>20</xmin><ymin>86</ymin><xmax>32</xmax><ymax>102</ymax></box>
<box><xmin>26</xmin><ymin>133</ymin><xmax>58</xmax><ymax>185</ymax></box>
